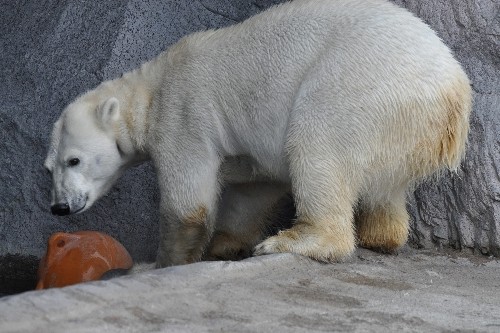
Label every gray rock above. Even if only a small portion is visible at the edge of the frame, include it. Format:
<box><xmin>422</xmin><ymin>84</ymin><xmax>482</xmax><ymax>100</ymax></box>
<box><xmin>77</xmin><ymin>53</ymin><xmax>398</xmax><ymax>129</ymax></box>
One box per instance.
<box><xmin>0</xmin><ymin>0</ymin><xmax>499</xmax><ymax>294</ymax></box>
<box><xmin>1</xmin><ymin>250</ymin><xmax>499</xmax><ymax>332</ymax></box>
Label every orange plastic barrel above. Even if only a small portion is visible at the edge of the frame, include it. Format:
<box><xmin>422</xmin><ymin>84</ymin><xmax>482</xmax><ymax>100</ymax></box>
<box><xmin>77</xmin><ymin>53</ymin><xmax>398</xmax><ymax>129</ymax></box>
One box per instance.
<box><xmin>36</xmin><ymin>231</ymin><xmax>133</xmax><ymax>289</ymax></box>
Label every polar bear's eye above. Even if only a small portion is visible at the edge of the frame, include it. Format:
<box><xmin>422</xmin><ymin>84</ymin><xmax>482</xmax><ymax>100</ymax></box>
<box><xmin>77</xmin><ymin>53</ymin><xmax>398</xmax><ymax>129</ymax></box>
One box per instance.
<box><xmin>68</xmin><ymin>158</ymin><xmax>80</xmax><ymax>167</ymax></box>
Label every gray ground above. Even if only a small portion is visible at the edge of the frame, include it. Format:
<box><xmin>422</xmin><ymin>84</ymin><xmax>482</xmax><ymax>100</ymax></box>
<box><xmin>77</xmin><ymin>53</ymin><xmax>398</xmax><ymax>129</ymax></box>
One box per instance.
<box><xmin>1</xmin><ymin>249</ymin><xmax>499</xmax><ymax>333</ymax></box>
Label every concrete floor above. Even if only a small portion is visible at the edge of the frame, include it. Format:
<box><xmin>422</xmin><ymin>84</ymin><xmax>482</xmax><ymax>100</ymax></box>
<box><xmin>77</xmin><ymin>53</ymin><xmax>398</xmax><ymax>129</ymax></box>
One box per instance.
<box><xmin>1</xmin><ymin>248</ymin><xmax>499</xmax><ymax>333</ymax></box>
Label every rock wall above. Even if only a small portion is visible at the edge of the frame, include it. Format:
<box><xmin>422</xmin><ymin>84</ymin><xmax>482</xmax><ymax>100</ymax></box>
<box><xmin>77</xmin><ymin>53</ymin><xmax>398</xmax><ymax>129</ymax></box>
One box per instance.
<box><xmin>0</xmin><ymin>0</ymin><xmax>498</xmax><ymax>292</ymax></box>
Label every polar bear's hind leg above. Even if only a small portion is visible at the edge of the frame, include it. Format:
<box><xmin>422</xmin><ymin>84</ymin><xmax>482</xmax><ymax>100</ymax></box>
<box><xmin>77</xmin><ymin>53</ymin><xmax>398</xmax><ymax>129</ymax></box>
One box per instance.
<box><xmin>254</xmin><ymin>151</ymin><xmax>359</xmax><ymax>262</ymax></box>
<box><xmin>356</xmin><ymin>191</ymin><xmax>409</xmax><ymax>252</ymax></box>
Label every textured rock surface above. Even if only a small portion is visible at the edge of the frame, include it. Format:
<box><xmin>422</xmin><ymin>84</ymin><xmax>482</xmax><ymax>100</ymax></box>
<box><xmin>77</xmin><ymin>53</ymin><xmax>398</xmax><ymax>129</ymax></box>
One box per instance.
<box><xmin>1</xmin><ymin>250</ymin><xmax>500</xmax><ymax>332</ymax></box>
<box><xmin>0</xmin><ymin>0</ymin><xmax>499</xmax><ymax>293</ymax></box>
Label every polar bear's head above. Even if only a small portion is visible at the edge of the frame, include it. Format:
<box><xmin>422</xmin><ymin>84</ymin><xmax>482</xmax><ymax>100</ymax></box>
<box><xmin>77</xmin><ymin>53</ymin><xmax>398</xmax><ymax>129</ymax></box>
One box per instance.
<box><xmin>45</xmin><ymin>96</ymin><xmax>130</xmax><ymax>216</ymax></box>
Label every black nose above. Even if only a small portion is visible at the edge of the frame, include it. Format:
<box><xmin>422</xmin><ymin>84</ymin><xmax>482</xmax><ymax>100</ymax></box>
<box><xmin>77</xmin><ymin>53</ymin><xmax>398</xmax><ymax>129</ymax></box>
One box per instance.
<box><xmin>51</xmin><ymin>203</ymin><xmax>70</xmax><ymax>216</ymax></box>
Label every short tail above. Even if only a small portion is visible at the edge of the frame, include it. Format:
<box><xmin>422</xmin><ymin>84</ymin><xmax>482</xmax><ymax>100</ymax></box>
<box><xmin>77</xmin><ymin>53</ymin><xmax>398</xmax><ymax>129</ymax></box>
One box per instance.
<box><xmin>437</xmin><ymin>72</ymin><xmax>472</xmax><ymax>171</ymax></box>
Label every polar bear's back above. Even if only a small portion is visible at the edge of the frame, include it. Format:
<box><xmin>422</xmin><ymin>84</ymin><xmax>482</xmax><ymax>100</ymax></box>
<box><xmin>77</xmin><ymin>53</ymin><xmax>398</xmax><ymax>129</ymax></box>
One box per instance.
<box><xmin>204</xmin><ymin>0</ymin><xmax>458</xmax><ymax>77</ymax></box>
<box><xmin>160</xmin><ymin>0</ymin><xmax>471</xmax><ymax>182</ymax></box>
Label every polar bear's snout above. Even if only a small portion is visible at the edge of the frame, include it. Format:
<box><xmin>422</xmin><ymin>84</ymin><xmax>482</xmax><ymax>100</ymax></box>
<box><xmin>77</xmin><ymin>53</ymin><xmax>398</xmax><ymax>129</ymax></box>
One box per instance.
<box><xmin>51</xmin><ymin>203</ymin><xmax>70</xmax><ymax>216</ymax></box>
<box><xmin>50</xmin><ymin>198</ymin><xmax>87</xmax><ymax>215</ymax></box>
<box><xmin>45</xmin><ymin>160</ymin><xmax>90</xmax><ymax>216</ymax></box>
<box><xmin>48</xmin><ymin>183</ymin><xmax>88</xmax><ymax>215</ymax></box>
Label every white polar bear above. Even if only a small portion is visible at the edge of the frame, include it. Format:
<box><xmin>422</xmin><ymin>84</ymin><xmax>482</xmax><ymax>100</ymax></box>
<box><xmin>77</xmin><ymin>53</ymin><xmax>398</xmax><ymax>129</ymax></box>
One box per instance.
<box><xmin>45</xmin><ymin>0</ymin><xmax>471</xmax><ymax>267</ymax></box>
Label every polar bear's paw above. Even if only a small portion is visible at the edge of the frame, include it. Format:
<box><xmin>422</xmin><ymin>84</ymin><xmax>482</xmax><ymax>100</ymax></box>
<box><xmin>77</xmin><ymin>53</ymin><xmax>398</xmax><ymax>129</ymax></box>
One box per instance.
<box><xmin>253</xmin><ymin>222</ymin><xmax>355</xmax><ymax>263</ymax></box>
<box><xmin>356</xmin><ymin>204</ymin><xmax>409</xmax><ymax>253</ymax></box>
<box><xmin>205</xmin><ymin>232</ymin><xmax>254</xmax><ymax>261</ymax></box>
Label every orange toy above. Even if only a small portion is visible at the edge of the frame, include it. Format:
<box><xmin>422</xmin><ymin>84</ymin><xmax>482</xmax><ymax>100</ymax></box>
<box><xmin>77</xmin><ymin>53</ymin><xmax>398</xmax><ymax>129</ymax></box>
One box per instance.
<box><xmin>36</xmin><ymin>231</ymin><xmax>133</xmax><ymax>289</ymax></box>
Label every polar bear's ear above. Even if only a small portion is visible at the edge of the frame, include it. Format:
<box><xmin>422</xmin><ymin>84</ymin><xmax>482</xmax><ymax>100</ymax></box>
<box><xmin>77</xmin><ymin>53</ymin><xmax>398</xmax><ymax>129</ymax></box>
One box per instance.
<box><xmin>97</xmin><ymin>97</ymin><xmax>120</xmax><ymax>128</ymax></box>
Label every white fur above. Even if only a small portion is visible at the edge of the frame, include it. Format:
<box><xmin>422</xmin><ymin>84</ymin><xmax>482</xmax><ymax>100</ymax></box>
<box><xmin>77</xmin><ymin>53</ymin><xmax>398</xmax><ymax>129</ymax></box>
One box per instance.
<box><xmin>45</xmin><ymin>0</ymin><xmax>471</xmax><ymax>267</ymax></box>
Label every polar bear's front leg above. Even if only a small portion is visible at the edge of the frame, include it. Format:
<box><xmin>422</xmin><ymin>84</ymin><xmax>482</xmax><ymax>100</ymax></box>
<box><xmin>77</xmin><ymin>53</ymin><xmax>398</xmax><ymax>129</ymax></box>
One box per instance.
<box><xmin>156</xmin><ymin>205</ymin><xmax>215</xmax><ymax>267</ymax></box>
<box><xmin>154</xmin><ymin>151</ymin><xmax>221</xmax><ymax>267</ymax></box>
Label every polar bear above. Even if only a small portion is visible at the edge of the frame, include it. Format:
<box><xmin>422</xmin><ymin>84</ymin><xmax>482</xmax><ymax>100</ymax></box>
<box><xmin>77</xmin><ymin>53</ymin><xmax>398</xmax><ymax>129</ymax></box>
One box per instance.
<box><xmin>44</xmin><ymin>0</ymin><xmax>471</xmax><ymax>267</ymax></box>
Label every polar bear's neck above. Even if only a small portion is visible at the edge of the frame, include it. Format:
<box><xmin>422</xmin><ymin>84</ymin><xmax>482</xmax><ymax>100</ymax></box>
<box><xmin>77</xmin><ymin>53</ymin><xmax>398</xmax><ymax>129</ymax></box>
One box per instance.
<box><xmin>97</xmin><ymin>61</ymin><xmax>163</xmax><ymax>160</ymax></box>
